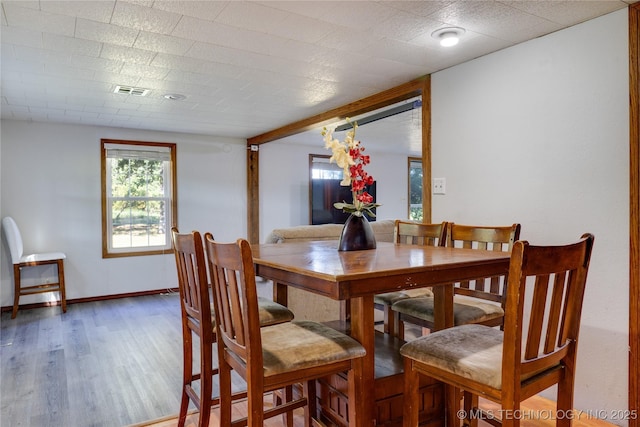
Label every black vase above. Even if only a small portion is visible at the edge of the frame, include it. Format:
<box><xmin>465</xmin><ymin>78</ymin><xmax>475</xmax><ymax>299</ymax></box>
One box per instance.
<box><xmin>338</xmin><ymin>213</ymin><xmax>377</xmax><ymax>251</ymax></box>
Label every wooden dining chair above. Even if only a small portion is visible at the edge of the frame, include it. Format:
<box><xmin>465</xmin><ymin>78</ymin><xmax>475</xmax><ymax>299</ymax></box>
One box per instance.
<box><xmin>392</xmin><ymin>223</ymin><xmax>521</xmax><ymax>334</ymax></box>
<box><xmin>171</xmin><ymin>228</ymin><xmax>294</xmax><ymax>427</ymax></box>
<box><xmin>204</xmin><ymin>234</ymin><xmax>366</xmax><ymax>426</ymax></box>
<box><xmin>374</xmin><ymin>220</ymin><xmax>447</xmax><ymax>337</ymax></box>
<box><xmin>400</xmin><ymin>233</ymin><xmax>594</xmax><ymax>427</ymax></box>
<box><xmin>2</xmin><ymin>216</ymin><xmax>67</xmax><ymax>319</ymax></box>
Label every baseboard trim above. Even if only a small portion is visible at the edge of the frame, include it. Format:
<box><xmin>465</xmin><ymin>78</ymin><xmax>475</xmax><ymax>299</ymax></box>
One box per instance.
<box><xmin>0</xmin><ymin>288</ymin><xmax>180</xmax><ymax>313</ymax></box>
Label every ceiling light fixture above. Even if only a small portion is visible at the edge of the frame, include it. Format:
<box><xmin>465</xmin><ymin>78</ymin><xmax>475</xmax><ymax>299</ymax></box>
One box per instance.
<box><xmin>431</xmin><ymin>27</ymin><xmax>465</xmax><ymax>47</ymax></box>
<box><xmin>163</xmin><ymin>93</ymin><xmax>186</xmax><ymax>101</ymax></box>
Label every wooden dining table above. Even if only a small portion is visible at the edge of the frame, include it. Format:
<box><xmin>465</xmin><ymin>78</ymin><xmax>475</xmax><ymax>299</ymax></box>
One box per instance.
<box><xmin>252</xmin><ymin>240</ymin><xmax>511</xmax><ymax>427</ymax></box>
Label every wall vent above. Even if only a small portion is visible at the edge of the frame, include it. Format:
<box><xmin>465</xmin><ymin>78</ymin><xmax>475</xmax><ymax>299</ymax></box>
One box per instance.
<box><xmin>114</xmin><ymin>85</ymin><xmax>150</xmax><ymax>96</ymax></box>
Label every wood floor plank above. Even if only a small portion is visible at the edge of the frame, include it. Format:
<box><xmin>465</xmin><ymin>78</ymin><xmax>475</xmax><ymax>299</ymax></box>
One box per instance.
<box><xmin>33</xmin><ymin>348</ymin><xmax>70</xmax><ymax>426</ymax></box>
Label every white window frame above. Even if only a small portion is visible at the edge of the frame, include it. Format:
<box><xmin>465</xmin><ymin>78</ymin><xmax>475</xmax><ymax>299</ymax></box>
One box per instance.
<box><xmin>101</xmin><ymin>139</ymin><xmax>177</xmax><ymax>258</ymax></box>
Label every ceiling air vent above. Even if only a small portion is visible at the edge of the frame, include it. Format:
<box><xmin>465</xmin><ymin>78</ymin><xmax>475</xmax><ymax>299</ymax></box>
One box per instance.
<box><xmin>114</xmin><ymin>85</ymin><xmax>150</xmax><ymax>96</ymax></box>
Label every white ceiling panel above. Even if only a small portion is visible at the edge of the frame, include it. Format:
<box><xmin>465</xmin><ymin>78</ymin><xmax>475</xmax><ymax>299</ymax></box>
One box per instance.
<box><xmin>40</xmin><ymin>1</ymin><xmax>115</xmax><ymax>23</ymax></box>
<box><xmin>111</xmin><ymin>1</ymin><xmax>182</xmax><ymax>34</ymax></box>
<box><xmin>0</xmin><ymin>0</ymin><xmax>635</xmax><ymax>154</ymax></box>
<box><xmin>133</xmin><ymin>31</ymin><xmax>194</xmax><ymax>55</ymax></box>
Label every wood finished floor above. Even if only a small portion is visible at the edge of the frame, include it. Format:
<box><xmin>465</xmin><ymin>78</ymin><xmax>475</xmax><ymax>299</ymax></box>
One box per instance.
<box><xmin>1</xmin><ymin>293</ymin><xmax>186</xmax><ymax>427</ymax></box>
<box><xmin>0</xmin><ymin>294</ymin><xmax>618</xmax><ymax>427</ymax></box>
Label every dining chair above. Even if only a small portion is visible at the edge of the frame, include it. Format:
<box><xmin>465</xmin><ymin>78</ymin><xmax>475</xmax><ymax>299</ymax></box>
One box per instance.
<box><xmin>400</xmin><ymin>233</ymin><xmax>594</xmax><ymax>427</ymax></box>
<box><xmin>171</xmin><ymin>228</ymin><xmax>294</xmax><ymax>427</ymax></box>
<box><xmin>2</xmin><ymin>216</ymin><xmax>67</xmax><ymax>319</ymax></box>
<box><xmin>374</xmin><ymin>220</ymin><xmax>447</xmax><ymax>337</ymax></box>
<box><xmin>204</xmin><ymin>234</ymin><xmax>366</xmax><ymax>426</ymax></box>
<box><xmin>391</xmin><ymin>223</ymin><xmax>521</xmax><ymax>334</ymax></box>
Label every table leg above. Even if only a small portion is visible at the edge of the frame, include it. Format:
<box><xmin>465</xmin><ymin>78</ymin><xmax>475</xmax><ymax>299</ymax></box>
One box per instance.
<box><xmin>431</xmin><ymin>284</ymin><xmax>454</xmax><ymax>331</ymax></box>
<box><xmin>349</xmin><ymin>295</ymin><xmax>375</xmax><ymax>427</ymax></box>
<box><xmin>340</xmin><ymin>300</ymin><xmax>351</xmax><ymax>322</ymax></box>
<box><xmin>273</xmin><ymin>281</ymin><xmax>288</xmax><ymax>306</ymax></box>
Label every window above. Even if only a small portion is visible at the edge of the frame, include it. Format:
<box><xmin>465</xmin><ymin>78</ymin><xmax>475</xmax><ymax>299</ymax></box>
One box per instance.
<box><xmin>309</xmin><ymin>154</ymin><xmax>376</xmax><ymax>225</ymax></box>
<box><xmin>408</xmin><ymin>157</ymin><xmax>423</xmax><ymax>221</ymax></box>
<box><xmin>101</xmin><ymin>139</ymin><xmax>177</xmax><ymax>258</ymax></box>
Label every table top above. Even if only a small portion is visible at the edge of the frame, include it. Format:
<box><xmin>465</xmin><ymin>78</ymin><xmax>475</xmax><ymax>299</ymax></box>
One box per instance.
<box><xmin>252</xmin><ymin>240</ymin><xmax>510</xmax><ymax>299</ymax></box>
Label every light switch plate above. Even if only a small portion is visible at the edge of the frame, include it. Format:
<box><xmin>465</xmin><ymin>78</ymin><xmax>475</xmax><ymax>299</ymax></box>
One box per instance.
<box><xmin>433</xmin><ymin>178</ymin><xmax>446</xmax><ymax>195</ymax></box>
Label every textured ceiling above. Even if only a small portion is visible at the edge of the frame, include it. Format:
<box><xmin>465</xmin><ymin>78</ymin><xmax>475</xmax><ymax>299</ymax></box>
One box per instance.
<box><xmin>0</xmin><ymin>0</ymin><xmax>634</xmax><ymax>153</ymax></box>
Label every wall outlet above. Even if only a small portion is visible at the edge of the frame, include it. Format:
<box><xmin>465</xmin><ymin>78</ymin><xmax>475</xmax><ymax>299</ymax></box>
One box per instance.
<box><xmin>433</xmin><ymin>178</ymin><xmax>446</xmax><ymax>195</ymax></box>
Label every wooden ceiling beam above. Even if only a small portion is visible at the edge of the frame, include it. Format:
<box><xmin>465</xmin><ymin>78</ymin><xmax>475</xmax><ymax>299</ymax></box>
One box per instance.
<box><xmin>247</xmin><ymin>76</ymin><xmax>428</xmax><ymax>146</ymax></box>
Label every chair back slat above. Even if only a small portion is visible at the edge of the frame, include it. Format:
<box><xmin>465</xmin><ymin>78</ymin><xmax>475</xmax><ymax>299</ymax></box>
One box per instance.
<box><xmin>229</xmin><ymin>269</ymin><xmax>247</xmax><ymax>345</ymax></box>
<box><xmin>489</xmin><ymin>276</ymin><xmax>501</xmax><ymax>294</ymax></box>
<box><xmin>171</xmin><ymin>228</ymin><xmax>212</xmax><ymax>339</ymax></box>
<box><xmin>446</xmin><ymin>223</ymin><xmax>521</xmax><ymax>306</ymax></box>
<box><xmin>394</xmin><ymin>220</ymin><xmax>447</xmax><ymax>247</ymax></box>
<box><xmin>544</xmin><ymin>273</ymin><xmax>568</xmax><ymax>354</ymax></box>
<box><xmin>524</xmin><ymin>275</ymin><xmax>550</xmax><ymax>359</ymax></box>
<box><xmin>504</xmin><ymin>234</ymin><xmax>594</xmax><ymax>379</ymax></box>
<box><xmin>205</xmin><ymin>235</ymin><xmax>262</xmax><ymax>366</ymax></box>
<box><xmin>211</xmin><ymin>263</ymin><xmax>235</xmax><ymax>342</ymax></box>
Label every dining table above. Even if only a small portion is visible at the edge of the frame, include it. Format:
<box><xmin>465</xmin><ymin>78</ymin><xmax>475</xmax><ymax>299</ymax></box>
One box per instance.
<box><xmin>252</xmin><ymin>240</ymin><xmax>511</xmax><ymax>427</ymax></box>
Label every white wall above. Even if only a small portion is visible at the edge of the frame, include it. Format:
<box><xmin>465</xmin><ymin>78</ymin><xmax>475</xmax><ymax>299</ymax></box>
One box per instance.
<box><xmin>432</xmin><ymin>9</ymin><xmax>629</xmax><ymax>421</ymax></box>
<box><xmin>259</xmin><ymin>139</ymin><xmax>410</xmax><ymax>242</ymax></box>
<box><xmin>0</xmin><ymin>121</ymin><xmax>247</xmax><ymax>305</ymax></box>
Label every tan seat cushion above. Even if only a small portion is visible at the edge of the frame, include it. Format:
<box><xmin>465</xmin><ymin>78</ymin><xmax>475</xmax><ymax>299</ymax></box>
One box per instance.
<box><xmin>400</xmin><ymin>324</ymin><xmax>554</xmax><ymax>390</ymax></box>
<box><xmin>210</xmin><ymin>298</ymin><xmax>294</xmax><ymax>328</ymax></box>
<box><xmin>391</xmin><ymin>295</ymin><xmax>504</xmax><ymax>326</ymax></box>
<box><xmin>260</xmin><ymin>320</ymin><xmax>366</xmax><ymax>376</ymax></box>
<box><xmin>257</xmin><ymin>296</ymin><xmax>295</xmax><ymax>326</ymax></box>
<box><xmin>374</xmin><ymin>288</ymin><xmax>434</xmax><ymax>306</ymax></box>
<box><xmin>400</xmin><ymin>324</ymin><xmax>504</xmax><ymax>388</ymax></box>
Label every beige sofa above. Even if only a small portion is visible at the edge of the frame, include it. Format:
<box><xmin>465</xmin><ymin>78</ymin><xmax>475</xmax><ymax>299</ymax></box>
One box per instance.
<box><xmin>263</xmin><ymin>219</ymin><xmax>395</xmax><ymax>322</ymax></box>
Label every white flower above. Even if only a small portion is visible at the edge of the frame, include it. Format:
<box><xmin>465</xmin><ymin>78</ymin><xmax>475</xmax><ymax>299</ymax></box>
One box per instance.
<box><xmin>321</xmin><ymin>119</ymin><xmax>381</xmax><ymax>218</ymax></box>
<box><xmin>322</xmin><ymin>127</ymin><xmax>354</xmax><ymax>186</ymax></box>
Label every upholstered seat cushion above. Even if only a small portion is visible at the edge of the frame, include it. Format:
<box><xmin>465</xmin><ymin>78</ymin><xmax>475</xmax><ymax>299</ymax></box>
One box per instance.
<box><xmin>374</xmin><ymin>288</ymin><xmax>433</xmax><ymax>306</ymax></box>
<box><xmin>391</xmin><ymin>295</ymin><xmax>504</xmax><ymax>326</ymax></box>
<box><xmin>210</xmin><ymin>298</ymin><xmax>294</xmax><ymax>327</ymax></box>
<box><xmin>20</xmin><ymin>252</ymin><xmax>66</xmax><ymax>263</ymax></box>
<box><xmin>260</xmin><ymin>320</ymin><xmax>366</xmax><ymax>376</ymax></box>
<box><xmin>257</xmin><ymin>297</ymin><xmax>295</xmax><ymax>326</ymax></box>
<box><xmin>400</xmin><ymin>324</ymin><xmax>552</xmax><ymax>390</ymax></box>
<box><xmin>400</xmin><ymin>324</ymin><xmax>503</xmax><ymax>388</ymax></box>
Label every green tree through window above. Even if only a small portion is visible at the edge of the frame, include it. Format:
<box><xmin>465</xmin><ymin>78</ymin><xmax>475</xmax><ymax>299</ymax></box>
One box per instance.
<box><xmin>409</xmin><ymin>157</ymin><xmax>423</xmax><ymax>221</ymax></box>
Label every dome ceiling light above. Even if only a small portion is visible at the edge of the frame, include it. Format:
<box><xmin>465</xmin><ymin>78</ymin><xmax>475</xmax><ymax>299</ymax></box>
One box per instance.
<box><xmin>431</xmin><ymin>27</ymin><xmax>466</xmax><ymax>47</ymax></box>
<box><xmin>163</xmin><ymin>93</ymin><xmax>186</xmax><ymax>101</ymax></box>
